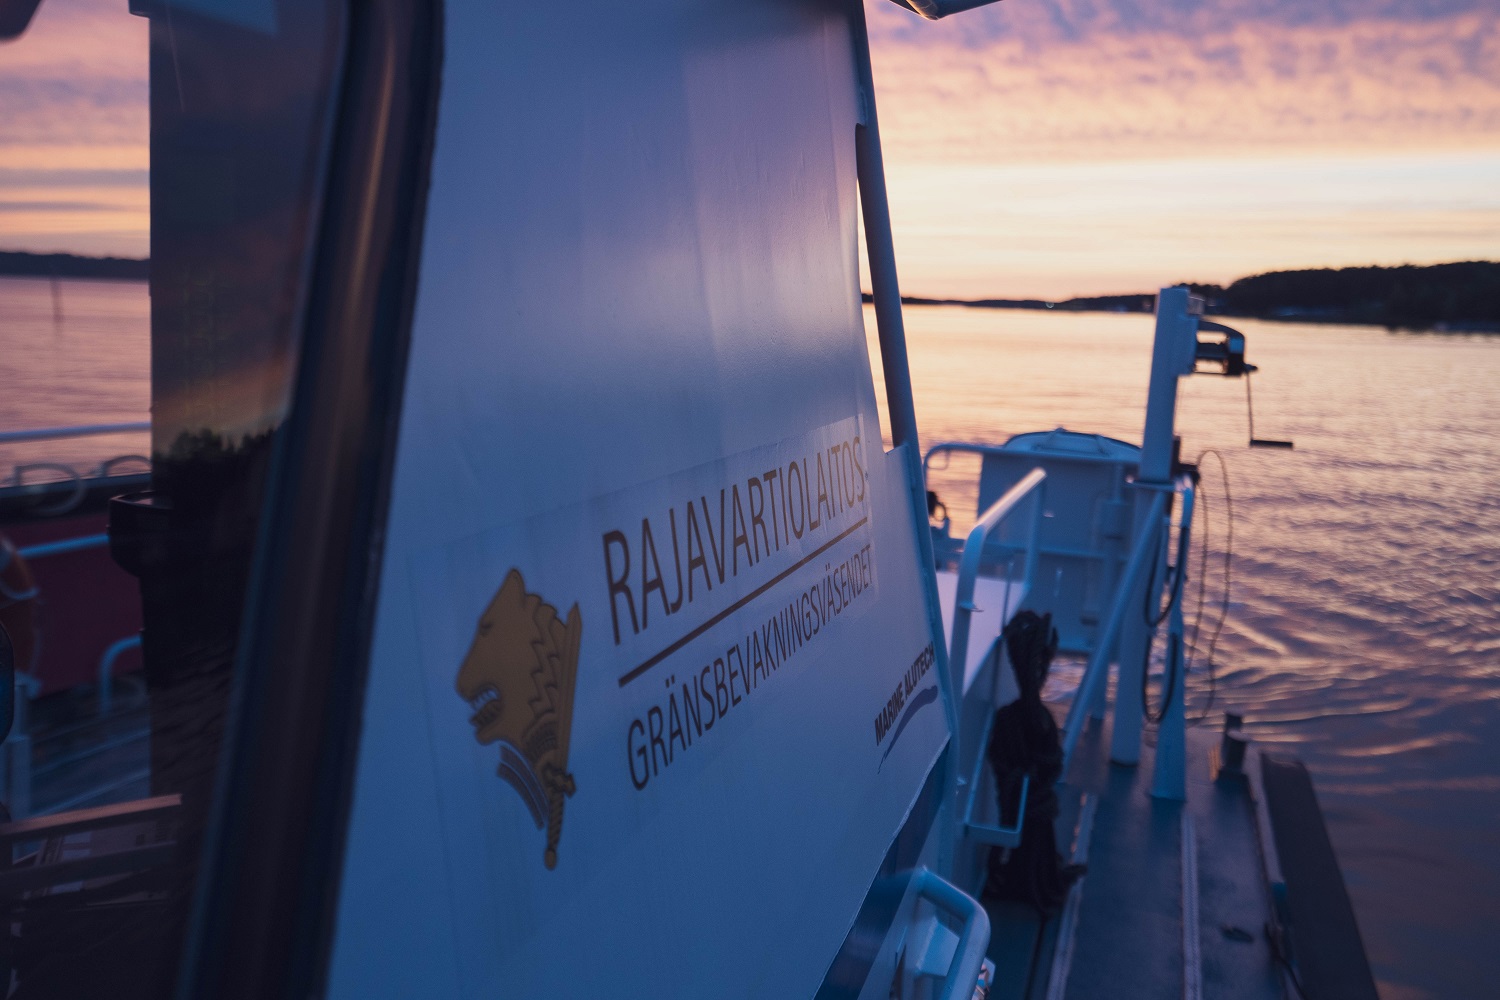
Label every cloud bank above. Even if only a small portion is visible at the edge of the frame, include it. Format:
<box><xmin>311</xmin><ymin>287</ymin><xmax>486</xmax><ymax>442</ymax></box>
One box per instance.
<box><xmin>0</xmin><ymin>0</ymin><xmax>147</xmax><ymax>255</ymax></box>
<box><xmin>1</xmin><ymin>0</ymin><xmax>1496</xmax><ymax>286</ymax></box>
<box><xmin>868</xmin><ymin>0</ymin><xmax>1500</xmax><ymax>160</ymax></box>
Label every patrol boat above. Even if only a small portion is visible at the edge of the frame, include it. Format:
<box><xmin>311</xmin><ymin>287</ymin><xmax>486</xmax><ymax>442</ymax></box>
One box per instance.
<box><xmin>0</xmin><ymin>0</ymin><xmax>1374</xmax><ymax>997</ymax></box>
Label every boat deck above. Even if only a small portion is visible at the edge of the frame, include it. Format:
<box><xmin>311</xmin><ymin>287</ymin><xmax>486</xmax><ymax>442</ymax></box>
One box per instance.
<box><xmin>986</xmin><ymin>717</ymin><xmax>1284</xmax><ymax>1000</ymax></box>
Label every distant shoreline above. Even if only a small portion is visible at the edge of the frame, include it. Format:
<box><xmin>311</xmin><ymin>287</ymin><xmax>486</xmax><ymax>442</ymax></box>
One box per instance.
<box><xmin>0</xmin><ymin>251</ymin><xmax>148</xmax><ymax>282</ymax></box>
<box><xmin>860</xmin><ymin>293</ymin><xmax>1500</xmax><ymax>334</ymax></box>
<box><xmin>864</xmin><ymin>261</ymin><xmax>1500</xmax><ymax>334</ymax></box>
<box><xmin>5</xmin><ymin>252</ymin><xmax>1495</xmax><ymax>333</ymax></box>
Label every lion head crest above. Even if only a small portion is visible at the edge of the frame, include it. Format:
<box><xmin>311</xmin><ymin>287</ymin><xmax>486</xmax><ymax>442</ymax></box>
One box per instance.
<box><xmin>456</xmin><ymin>569</ymin><xmax>581</xmax><ymax>869</ymax></box>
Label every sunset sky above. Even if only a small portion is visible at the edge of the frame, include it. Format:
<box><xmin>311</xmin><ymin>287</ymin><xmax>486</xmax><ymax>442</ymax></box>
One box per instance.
<box><xmin>0</xmin><ymin>0</ymin><xmax>147</xmax><ymax>261</ymax></box>
<box><xmin>2</xmin><ymin>0</ymin><xmax>1498</xmax><ymax>298</ymax></box>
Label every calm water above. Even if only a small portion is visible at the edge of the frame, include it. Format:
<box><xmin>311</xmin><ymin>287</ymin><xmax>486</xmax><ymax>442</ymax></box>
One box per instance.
<box><xmin>3</xmin><ymin>279</ymin><xmax>1496</xmax><ymax>998</ymax></box>
<box><xmin>0</xmin><ymin>277</ymin><xmax>150</xmax><ymax>479</ymax></box>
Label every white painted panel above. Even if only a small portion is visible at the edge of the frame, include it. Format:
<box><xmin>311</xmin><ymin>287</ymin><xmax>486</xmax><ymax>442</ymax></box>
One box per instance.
<box><xmin>934</xmin><ymin>570</ymin><xmax>1026</xmax><ymax>698</ymax></box>
<box><xmin>326</xmin><ymin>1</ymin><xmax>949</xmax><ymax>997</ymax></box>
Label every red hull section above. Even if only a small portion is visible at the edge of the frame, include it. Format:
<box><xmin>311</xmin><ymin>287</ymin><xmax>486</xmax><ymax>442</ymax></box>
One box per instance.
<box><xmin>3</xmin><ymin>514</ymin><xmax>143</xmax><ymax>697</ymax></box>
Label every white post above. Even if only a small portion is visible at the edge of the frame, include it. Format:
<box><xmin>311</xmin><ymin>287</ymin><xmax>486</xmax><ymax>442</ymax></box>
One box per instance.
<box><xmin>4</xmin><ymin>673</ymin><xmax>32</xmax><ymax>819</ymax></box>
<box><xmin>1089</xmin><ymin>484</ymin><xmax>1131</xmax><ymax>722</ymax></box>
<box><xmin>1110</xmin><ymin>288</ymin><xmax>1199</xmax><ymax>766</ymax></box>
<box><xmin>1152</xmin><ymin>488</ymin><xmax>1194</xmax><ymax>800</ymax></box>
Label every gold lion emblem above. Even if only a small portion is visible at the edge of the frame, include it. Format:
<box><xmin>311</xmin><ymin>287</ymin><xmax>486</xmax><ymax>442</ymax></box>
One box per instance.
<box><xmin>456</xmin><ymin>569</ymin><xmax>581</xmax><ymax>869</ymax></box>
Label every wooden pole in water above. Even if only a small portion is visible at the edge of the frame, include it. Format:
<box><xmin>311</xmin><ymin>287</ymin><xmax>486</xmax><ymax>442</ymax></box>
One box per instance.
<box><xmin>50</xmin><ymin>273</ymin><xmax>63</xmax><ymax>335</ymax></box>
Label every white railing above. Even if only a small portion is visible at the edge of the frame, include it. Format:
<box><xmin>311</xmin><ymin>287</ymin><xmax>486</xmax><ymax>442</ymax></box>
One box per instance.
<box><xmin>1059</xmin><ymin>488</ymin><xmax>1169</xmax><ymax>775</ymax></box>
<box><xmin>0</xmin><ymin>422</ymin><xmax>150</xmax><ymax>446</ymax></box>
<box><xmin>948</xmin><ymin>467</ymin><xmax>1046</xmax><ymax>852</ymax></box>
<box><xmin>1055</xmin><ymin>481</ymin><xmax>1195</xmax><ymax>803</ymax></box>
<box><xmin>947</xmin><ymin>466</ymin><xmax>1047</xmax><ymax>704</ymax></box>
<box><xmin>1</xmin><ymin>423</ymin><xmax>151</xmax><ymax>515</ymax></box>
<box><xmin>1150</xmin><ymin>486</ymin><xmax>1194</xmax><ymax>801</ymax></box>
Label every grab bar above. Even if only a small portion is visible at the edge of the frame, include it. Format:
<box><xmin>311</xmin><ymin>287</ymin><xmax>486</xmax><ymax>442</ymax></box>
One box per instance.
<box><xmin>947</xmin><ymin>467</ymin><xmax>1046</xmax><ymax>701</ymax></box>
<box><xmin>0</xmin><ymin>423</ymin><xmax>149</xmax><ymax>445</ymax></box>
<box><xmin>1060</xmin><ymin>488</ymin><xmax>1169</xmax><ymax>775</ymax></box>
<box><xmin>17</xmin><ymin>534</ymin><xmax>109</xmax><ymax>560</ymax></box>
<box><xmin>907</xmin><ymin>867</ymin><xmax>993</xmax><ymax>1000</ymax></box>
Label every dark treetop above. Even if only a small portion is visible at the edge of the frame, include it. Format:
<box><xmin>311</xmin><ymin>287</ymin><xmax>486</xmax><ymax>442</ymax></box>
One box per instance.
<box><xmin>867</xmin><ymin>262</ymin><xmax>1500</xmax><ymax>332</ymax></box>
<box><xmin>0</xmin><ymin>251</ymin><xmax>149</xmax><ymax>282</ymax></box>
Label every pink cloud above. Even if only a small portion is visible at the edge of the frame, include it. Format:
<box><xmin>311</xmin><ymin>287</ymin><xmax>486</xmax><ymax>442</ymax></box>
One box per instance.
<box><xmin>868</xmin><ymin>3</ymin><xmax>1500</xmax><ymax>161</ymax></box>
<box><xmin>0</xmin><ymin>0</ymin><xmax>147</xmax><ymax>254</ymax></box>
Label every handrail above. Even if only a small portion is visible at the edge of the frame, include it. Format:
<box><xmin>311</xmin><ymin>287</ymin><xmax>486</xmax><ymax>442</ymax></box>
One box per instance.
<box><xmin>947</xmin><ymin>466</ymin><xmax>1046</xmax><ymax>695</ymax></box>
<box><xmin>0</xmin><ymin>422</ymin><xmax>150</xmax><ymax>446</ymax></box>
<box><xmin>17</xmin><ymin>534</ymin><xmax>109</xmax><ymax>560</ymax></box>
<box><xmin>99</xmin><ymin>634</ymin><xmax>143</xmax><ymax>715</ymax></box>
<box><xmin>907</xmin><ymin>867</ymin><xmax>993</xmax><ymax>1000</ymax></box>
<box><xmin>1060</xmin><ymin>488</ymin><xmax>1169</xmax><ymax>775</ymax></box>
<box><xmin>947</xmin><ymin>468</ymin><xmax>1045</xmax><ymax>864</ymax></box>
<box><xmin>925</xmin><ymin>439</ymin><xmax>1137</xmax><ymax>476</ymax></box>
<box><xmin>2</xmin><ymin>428</ymin><xmax>151</xmax><ymax>516</ymax></box>
<box><xmin>963</xmin><ymin>745</ymin><xmax>1029</xmax><ymax>849</ymax></box>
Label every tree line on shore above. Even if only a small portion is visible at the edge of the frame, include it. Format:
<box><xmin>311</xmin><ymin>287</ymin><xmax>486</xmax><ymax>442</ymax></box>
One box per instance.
<box><xmin>871</xmin><ymin>261</ymin><xmax>1500</xmax><ymax>332</ymax></box>
<box><xmin>4</xmin><ymin>251</ymin><xmax>1495</xmax><ymax>332</ymax></box>
<box><xmin>0</xmin><ymin>251</ymin><xmax>149</xmax><ymax>282</ymax></box>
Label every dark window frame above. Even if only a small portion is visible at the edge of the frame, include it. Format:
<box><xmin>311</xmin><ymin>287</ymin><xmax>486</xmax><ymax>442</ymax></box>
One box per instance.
<box><xmin>177</xmin><ymin>3</ymin><xmax>444</xmax><ymax>997</ymax></box>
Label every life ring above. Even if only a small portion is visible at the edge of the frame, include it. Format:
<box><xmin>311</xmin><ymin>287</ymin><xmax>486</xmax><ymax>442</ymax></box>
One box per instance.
<box><xmin>0</xmin><ymin>534</ymin><xmax>39</xmax><ymax>673</ymax></box>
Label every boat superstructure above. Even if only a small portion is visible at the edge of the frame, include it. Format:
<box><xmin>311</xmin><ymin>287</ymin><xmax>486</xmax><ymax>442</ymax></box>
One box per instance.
<box><xmin>0</xmin><ymin>1</ymin><xmax>1374</xmax><ymax>998</ymax></box>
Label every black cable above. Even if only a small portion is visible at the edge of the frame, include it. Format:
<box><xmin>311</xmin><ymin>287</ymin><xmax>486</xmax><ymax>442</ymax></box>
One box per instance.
<box><xmin>1140</xmin><ymin>631</ymin><xmax>1185</xmax><ymax>725</ymax></box>
<box><xmin>1187</xmin><ymin>449</ymin><xmax>1234</xmax><ymax>726</ymax></box>
<box><xmin>1185</xmin><ymin>477</ymin><xmax>1215</xmax><ymax>724</ymax></box>
<box><xmin>1143</xmin><ymin>449</ymin><xmax>1235</xmax><ymax>727</ymax></box>
<box><xmin>1140</xmin><ymin>506</ymin><xmax>1190</xmax><ymax>724</ymax></box>
<box><xmin>1141</xmin><ymin>539</ymin><xmax>1169</xmax><ymax>629</ymax></box>
<box><xmin>1265</xmin><ymin>921</ymin><xmax>1308</xmax><ymax>1000</ymax></box>
<box><xmin>1141</xmin><ymin>502</ymin><xmax>1187</xmax><ymax>630</ymax></box>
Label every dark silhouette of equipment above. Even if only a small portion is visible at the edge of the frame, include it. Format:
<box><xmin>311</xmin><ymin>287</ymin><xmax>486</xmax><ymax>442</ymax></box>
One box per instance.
<box><xmin>1194</xmin><ymin>319</ymin><xmax>1294</xmax><ymax>449</ymax></box>
<box><xmin>982</xmin><ymin>610</ymin><xmax>1084</xmax><ymax>913</ymax></box>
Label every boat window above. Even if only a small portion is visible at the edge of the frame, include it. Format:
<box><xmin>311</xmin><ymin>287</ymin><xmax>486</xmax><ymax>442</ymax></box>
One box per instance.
<box><xmin>0</xmin><ymin>1</ymin><xmax>343</xmax><ymax>995</ymax></box>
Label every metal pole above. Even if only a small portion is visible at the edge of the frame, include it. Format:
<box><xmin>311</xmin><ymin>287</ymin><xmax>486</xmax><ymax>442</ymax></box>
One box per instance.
<box><xmin>854</xmin><ymin>18</ymin><xmax>920</xmax><ymax>463</ymax></box>
<box><xmin>4</xmin><ymin>674</ymin><xmax>31</xmax><ymax>819</ymax></box>
<box><xmin>1111</xmin><ymin>287</ymin><xmax>1197</xmax><ymax>765</ymax></box>
<box><xmin>1151</xmin><ymin>488</ymin><xmax>1193</xmax><ymax>800</ymax></box>
<box><xmin>852</xmin><ymin>1</ymin><xmax>961</xmax><ymax>871</ymax></box>
<box><xmin>1060</xmin><ymin>490</ymin><xmax>1167</xmax><ymax>773</ymax></box>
